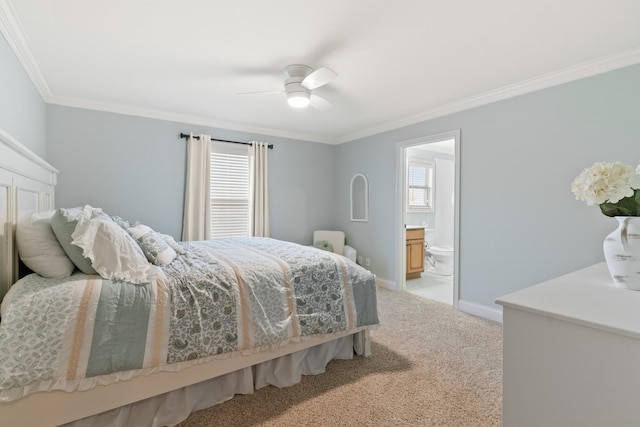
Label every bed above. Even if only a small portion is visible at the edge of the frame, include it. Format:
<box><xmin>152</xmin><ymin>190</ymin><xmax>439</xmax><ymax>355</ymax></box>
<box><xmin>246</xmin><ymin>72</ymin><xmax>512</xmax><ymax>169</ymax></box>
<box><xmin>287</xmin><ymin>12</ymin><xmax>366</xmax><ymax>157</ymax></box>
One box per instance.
<box><xmin>0</xmin><ymin>130</ymin><xmax>378</xmax><ymax>427</ymax></box>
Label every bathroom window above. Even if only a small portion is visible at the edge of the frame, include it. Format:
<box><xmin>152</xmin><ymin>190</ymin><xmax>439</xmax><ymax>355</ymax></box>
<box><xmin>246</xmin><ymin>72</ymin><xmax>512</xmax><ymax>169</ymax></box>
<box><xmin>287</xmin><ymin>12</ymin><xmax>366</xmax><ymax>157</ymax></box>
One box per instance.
<box><xmin>407</xmin><ymin>158</ymin><xmax>434</xmax><ymax>212</ymax></box>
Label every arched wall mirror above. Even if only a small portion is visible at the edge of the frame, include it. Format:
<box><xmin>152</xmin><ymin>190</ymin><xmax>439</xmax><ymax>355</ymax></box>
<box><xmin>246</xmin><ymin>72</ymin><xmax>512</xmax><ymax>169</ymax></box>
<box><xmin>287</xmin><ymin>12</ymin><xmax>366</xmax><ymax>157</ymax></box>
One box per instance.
<box><xmin>350</xmin><ymin>173</ymin><xmax>368</xmax><ymax>222</ymax></box>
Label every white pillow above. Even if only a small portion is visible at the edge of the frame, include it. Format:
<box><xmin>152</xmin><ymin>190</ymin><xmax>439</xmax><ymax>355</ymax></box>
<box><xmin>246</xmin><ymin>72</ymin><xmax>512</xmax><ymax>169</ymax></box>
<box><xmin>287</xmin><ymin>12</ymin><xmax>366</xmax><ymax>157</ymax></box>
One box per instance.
<box><xmin>159</xmin><ymin>233</ymin><xmax>186</xmax><ymax>255</ymax></box>
<box><xmin>71</xmin><ymin>206</ymin><xmax>160</xmax><ymax>284</ymax></box>
<box><xmin>128</xmin><ymin>224</ymin><xmax>177</xmax><ymax>266</ymax></box>
<box><xmin>16</xmin><ymin>210</ymin><xmax>75</xmax><ymax>278</ymax></box>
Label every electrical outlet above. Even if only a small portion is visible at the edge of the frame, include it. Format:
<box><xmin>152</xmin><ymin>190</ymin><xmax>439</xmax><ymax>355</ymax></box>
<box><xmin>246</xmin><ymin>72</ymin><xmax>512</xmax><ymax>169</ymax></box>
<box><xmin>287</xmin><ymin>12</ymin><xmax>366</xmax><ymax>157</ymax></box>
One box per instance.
<box><xmin>365</xmin><ymin>258</ymin><xmax>371</xmax><ymax>267</ymax></box>
<box><xmin>357</xmin><ymin>256</ymin><xmax>363</xmax><ymax>265</ymax></box>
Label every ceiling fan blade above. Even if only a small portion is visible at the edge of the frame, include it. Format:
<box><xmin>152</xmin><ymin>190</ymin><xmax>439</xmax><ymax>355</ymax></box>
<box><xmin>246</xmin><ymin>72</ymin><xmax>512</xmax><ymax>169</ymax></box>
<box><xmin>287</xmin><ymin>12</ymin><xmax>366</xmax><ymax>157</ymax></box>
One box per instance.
<box><xmin>236</xmin><ymin>90</ymin><xmax>284</xmax><ymax>96</ymax></box>
<box><xmin>301</xmin><ymin>67</ymin><xmax>337</xmax><ymax>90</ymax></box>
<box><xmin>310</xmin><ymin>94</ymin><xmax>332</xmax><ymax>111</ymax></box>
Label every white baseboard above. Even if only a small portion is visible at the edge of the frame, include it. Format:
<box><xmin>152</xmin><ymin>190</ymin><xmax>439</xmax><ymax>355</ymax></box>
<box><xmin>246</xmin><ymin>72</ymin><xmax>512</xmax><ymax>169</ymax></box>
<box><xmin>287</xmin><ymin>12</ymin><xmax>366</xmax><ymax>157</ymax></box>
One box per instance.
<box><xmin>374</xmin><ymin>277</ymin><xmax>399</xmax><ymax>291</ymax></box>
<box><xmin>457</xmin><ymin>300</ymin><xmax>503</xmax><ymax>323</ymax></box>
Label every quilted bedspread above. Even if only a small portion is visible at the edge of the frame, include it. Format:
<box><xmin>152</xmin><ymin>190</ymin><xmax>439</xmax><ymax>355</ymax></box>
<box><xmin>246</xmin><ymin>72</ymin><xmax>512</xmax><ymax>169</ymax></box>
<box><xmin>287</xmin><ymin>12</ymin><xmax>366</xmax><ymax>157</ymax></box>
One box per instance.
<box><xmin>0</xmin><ymin>237</ymin><xmax>378</xmax><ymax>402</ymax></box>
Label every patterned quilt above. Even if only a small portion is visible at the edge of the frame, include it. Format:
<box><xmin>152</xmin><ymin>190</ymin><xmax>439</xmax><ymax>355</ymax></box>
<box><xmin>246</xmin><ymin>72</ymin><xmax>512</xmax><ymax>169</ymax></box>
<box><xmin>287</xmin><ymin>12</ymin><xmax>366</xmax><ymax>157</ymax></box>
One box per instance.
<box><xmin>0</xmin><ymin>237</ymin><xmax>378</xmax><ymax>402</ymax></box>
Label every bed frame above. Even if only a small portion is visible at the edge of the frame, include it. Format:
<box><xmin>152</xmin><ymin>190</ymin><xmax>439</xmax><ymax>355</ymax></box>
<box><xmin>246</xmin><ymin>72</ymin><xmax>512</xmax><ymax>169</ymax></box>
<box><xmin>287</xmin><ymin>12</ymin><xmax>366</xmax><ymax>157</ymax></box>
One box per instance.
<box><xmin>0</xmin><ymin>129</ymin><xmax>372</xmax><ymax>426</ymax></box>
<box><xmin>0</xmin><ymin>128</ymin><xmax>57</xmax><ymax>301</ymax></box>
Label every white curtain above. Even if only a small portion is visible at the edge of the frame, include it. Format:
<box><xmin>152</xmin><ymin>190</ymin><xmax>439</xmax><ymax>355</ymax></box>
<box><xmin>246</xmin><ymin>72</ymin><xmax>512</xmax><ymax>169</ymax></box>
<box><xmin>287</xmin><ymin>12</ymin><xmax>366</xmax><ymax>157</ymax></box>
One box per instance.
<box><xmin>249</xmin><ymin>141</ymin><xmax>270</xmax><ymax>237</ymax></box>
<box><xmin>182</xmin><ymin>133</ymin><xmax>211</xmax><ymax>241</ymax></box>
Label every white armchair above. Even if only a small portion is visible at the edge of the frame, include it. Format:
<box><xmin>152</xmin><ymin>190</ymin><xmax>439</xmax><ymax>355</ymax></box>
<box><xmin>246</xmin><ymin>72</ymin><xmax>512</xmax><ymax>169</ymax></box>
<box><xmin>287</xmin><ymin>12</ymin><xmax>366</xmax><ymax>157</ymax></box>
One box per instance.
<box><xmin>312</xmin><ymin>230</ymin><xmax>357</xmax><ymax>263</ymax></box>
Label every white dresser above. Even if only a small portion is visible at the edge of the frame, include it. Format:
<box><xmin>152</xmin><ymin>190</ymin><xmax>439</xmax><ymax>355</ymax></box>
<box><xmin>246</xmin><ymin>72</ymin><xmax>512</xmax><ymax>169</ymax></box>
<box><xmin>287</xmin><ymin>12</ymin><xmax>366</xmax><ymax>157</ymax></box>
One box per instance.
<box><xmin>496</xmin><ymin>263</ymin><xmax>640</xmax><ymax>427</ymax></box>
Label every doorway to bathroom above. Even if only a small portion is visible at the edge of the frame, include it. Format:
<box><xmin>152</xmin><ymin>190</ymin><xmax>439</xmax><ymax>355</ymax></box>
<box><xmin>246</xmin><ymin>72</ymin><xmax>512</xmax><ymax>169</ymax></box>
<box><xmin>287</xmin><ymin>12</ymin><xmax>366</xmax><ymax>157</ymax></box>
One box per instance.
<box><xmin>395</xmin><ymin>130</ymin><xmax>460</xmax><ymax>308</ymax></box>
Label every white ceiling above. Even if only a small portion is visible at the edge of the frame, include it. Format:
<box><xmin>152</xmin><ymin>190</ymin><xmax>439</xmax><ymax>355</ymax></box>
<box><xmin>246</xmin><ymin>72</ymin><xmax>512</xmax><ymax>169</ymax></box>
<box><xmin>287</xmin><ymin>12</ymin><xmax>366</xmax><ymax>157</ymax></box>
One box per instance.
<box><xmin>2</xmin><ymin>1</ymin><xmax>640</xmax><ymax>144</ymax></box>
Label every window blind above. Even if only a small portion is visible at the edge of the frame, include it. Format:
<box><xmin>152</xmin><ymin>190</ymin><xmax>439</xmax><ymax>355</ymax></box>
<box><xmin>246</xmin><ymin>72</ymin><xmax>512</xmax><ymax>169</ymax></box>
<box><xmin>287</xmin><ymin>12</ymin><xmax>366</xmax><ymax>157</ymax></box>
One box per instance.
<box><xmin>408</xmin><ymin>159</ymin><xmax>434</xmax><ymax>210</ymax></box>
<box><xmin>210</xmin><ymin>145</ymin><xmax>250</xmax><ymax>239</ymax></box>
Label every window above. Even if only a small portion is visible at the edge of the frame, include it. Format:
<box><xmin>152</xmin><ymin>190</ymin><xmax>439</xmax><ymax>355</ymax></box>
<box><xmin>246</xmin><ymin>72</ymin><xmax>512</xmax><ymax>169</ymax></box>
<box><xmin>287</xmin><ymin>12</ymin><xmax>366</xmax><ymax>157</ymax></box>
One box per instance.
<box><xmin>210</xmin><ymin>142</ymin><xmax>250</xmax><ymax>239</ymax></box>
<box><xmin>407</xmin><ymin>158</ymin><xmax>434</xmax><ymax>211</ymax></box>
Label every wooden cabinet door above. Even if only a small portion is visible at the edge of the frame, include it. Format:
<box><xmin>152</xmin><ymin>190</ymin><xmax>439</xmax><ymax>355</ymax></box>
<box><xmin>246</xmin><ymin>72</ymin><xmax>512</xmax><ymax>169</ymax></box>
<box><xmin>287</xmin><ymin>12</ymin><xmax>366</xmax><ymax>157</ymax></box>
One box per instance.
<box><xmin>406</xmin><ymin>239</ymin><xmax>424</xmax><ymax>279</ymax></box>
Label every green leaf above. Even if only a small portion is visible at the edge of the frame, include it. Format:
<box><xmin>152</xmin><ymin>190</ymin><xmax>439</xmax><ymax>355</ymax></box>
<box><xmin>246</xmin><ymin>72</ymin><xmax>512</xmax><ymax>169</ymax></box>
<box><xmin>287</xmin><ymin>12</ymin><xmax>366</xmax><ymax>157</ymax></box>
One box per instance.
<box><xmin>600</xmin><ymin>190</ymin><xmax>640</xmax><ymax>217</ymax></box>
<box><xmin>600</xmin><ymin>203</ymin><xmax>623</xmax><ymax>217</ymax></box>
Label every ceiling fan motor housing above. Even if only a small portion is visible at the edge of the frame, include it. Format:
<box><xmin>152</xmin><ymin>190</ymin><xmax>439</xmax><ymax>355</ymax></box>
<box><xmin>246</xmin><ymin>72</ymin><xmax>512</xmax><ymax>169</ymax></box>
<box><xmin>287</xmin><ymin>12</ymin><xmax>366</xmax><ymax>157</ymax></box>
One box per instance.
<box><xmin>284</xmin><ymin>64</ymin><xmax>312</xmax><ymax>107</ymax></box>
<box><xmin>284</xmin><ymin>64</ymin><xmax>313</xmax><ymax>81</ymax></box>
<box><xmin>284</xmin><ymin>65</ymin><xmax>312</xmax><ymax>94</ymax></box>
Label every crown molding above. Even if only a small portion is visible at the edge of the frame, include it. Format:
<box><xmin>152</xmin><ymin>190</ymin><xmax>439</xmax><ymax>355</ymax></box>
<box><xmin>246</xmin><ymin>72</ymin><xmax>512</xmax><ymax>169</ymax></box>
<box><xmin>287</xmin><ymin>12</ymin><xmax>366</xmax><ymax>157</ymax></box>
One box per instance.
<box><xmin>48</xmin><ymin>95</ymin><xmax>336</xmax><ymax>144</ymax></box>
<box><xmin>0</xmin><ymin>0</ymin><xmax>52</xmax><ymax>99</ymax></box>
<box><xmin>45</xmin><ymin>48</ymin><xmax>640</xmax><ymax>145</ymax></box>
<box><xmin>336</xmin><ymin>47</ymin><xmax>640</xmax><ymax>144</ymax></box>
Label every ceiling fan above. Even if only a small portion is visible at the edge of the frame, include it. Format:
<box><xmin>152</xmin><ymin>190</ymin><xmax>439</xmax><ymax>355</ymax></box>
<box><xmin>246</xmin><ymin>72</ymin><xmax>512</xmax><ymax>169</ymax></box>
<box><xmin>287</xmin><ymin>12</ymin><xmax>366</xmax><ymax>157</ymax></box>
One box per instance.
<box><xmin>238</xmin><ymin>64</ymin><xmax>337</xmax><ymax>110</ymax></box>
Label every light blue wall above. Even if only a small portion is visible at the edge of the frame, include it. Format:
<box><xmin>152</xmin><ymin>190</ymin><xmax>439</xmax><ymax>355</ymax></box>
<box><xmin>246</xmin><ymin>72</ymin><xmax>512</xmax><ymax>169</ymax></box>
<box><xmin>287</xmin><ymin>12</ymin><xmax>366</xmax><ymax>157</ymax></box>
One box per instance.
<box><xmin>0</xmin><ymin>33</ymin><xmax>46</xmax><ymax>157</ymax></box>
<box><xmin>335</xmin><ymin>137</ymin><xmax>396</xmax><ymax>278</ymax></box>
<box><xmin>46</xmin><ymin>105</ymin><xmax>336</xmax><ymax>244</ymax></box>
<box><xmin>336</xmin><ymin>63</ymin><xmax>640</xmax><ymax>309</ymax></box>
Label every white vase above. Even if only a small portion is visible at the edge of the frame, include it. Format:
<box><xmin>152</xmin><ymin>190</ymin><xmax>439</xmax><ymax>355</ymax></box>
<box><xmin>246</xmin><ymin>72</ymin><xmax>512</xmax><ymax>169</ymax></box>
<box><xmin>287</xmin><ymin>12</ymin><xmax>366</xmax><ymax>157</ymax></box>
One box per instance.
<box><xmin>603</xmin><ymin>216</ymin><xmax>640</xmax><ymax>290</ymax></box>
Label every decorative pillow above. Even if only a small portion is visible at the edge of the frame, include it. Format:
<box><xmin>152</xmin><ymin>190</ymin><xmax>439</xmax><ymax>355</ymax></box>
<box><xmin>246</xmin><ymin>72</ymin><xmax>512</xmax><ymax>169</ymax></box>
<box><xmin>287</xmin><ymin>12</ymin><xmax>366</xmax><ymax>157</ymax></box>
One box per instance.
<box><xmin>109</xmin><ymin>214</ymin><xmax>132</xmax><ymax>230</ymax></box>
<box><xmin>159</xmin><ymin>233</ymin><xmax>186</xmax><ymax>255</ymax></box>
<box><xmin>314</xmin><ymin>240</ymin><xmax>334</xmax><ymax>252</ymax></box>
<box><xmin>50</xmin><ymin>207</ymin><xmax>98</xmax><ymax>274</ymax></box>
<box><xmin>71</xmin><ymin>206</ymin><xmax>159</xmax><ymax>284</ymax></box>
<box><xmin>128</xmin><ymin>224</ymin><xmax>177</xmax><ymax>266</ymax></box>
<box><xmin>16</xmin><ymin>210</ymin><xmax>75</xmax><ymax>278</ymax></box>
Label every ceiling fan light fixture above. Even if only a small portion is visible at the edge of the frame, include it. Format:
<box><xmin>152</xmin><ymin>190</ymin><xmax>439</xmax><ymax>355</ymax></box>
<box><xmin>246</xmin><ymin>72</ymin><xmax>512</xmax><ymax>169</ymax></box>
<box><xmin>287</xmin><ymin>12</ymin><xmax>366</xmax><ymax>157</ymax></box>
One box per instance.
<box><xmin>287</xmin><ymin>91</ymin><xmax>310</xmax><ymax>108</ymax></box>
<box><xmin>238</xmin><ymin>64</ymin><xmax>334</xmax><ymax>110</ymax></box>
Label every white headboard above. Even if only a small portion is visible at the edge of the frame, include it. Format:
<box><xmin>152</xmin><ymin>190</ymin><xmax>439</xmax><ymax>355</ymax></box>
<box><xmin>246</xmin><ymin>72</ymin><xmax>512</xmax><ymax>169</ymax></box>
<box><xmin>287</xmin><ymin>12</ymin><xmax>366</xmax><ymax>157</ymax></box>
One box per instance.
<box><xmin>0</xmin><ymin>128</ymin><xmax>58</xmax><ymax>300</ymax></box>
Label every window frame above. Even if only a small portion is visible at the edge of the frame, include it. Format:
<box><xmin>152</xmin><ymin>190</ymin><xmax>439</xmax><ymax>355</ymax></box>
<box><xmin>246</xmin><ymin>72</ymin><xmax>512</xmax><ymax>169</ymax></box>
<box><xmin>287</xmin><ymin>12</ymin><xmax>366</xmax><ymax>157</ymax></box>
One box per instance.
<box><xmin>406</xmin><ymin>157</ymin><xmax>435</xmax><ymax>212</ymax></box>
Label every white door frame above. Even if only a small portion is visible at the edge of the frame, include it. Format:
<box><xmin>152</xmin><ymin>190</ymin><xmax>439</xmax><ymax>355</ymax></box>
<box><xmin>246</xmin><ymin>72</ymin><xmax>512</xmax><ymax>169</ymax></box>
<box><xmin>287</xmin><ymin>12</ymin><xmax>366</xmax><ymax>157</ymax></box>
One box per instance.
<box><xmin>395</xmin><ymin>130</ymin><xmax>461</xmax><ymax>308</ymax></box>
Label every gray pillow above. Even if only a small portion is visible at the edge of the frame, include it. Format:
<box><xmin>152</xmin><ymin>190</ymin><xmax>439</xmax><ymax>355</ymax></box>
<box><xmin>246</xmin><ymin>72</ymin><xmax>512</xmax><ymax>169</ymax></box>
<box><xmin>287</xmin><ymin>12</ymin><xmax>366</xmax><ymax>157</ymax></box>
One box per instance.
<box><xmin>50</xmin><ymin>207</ymin><xmax>98</xmax><ymax>275</ymax></box>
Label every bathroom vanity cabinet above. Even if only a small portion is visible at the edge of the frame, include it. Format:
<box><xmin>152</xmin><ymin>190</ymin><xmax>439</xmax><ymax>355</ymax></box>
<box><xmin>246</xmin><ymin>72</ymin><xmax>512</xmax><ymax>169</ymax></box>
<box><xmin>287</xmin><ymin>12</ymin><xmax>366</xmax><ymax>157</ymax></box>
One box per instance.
<box><xmin>405</xmin><ymin>227</ymin><xmax>425</xmax><ymax>279</ymax></box>
<box><xmin>496</xmin><ymin>263</ymin><xmax>640</xmax><ymax>426</ymax></box>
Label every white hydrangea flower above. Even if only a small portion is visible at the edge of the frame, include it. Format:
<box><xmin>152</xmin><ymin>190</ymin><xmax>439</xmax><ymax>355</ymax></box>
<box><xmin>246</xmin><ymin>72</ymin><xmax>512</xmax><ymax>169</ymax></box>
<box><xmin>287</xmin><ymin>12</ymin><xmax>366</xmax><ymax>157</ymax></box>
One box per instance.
<box><xmin>571</xmin><ymin>161</ymin><xmax>638</xmax><ymax>206</ymax></box>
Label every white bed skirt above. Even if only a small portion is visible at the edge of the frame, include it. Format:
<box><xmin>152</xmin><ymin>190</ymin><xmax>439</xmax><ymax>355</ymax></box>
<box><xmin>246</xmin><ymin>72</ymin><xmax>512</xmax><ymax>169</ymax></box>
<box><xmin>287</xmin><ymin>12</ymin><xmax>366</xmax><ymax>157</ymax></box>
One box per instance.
<box><xmin>63</xmin><ymin>334</ymin><xmax>358</xmax><ymax>427</ymax></box>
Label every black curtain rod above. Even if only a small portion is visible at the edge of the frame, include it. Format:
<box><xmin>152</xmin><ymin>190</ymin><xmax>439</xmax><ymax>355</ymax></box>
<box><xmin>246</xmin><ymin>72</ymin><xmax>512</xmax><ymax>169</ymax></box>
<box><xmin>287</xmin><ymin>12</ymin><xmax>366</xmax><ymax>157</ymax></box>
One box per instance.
<box><xmin>180</xmin><ymin>133</ymin><xmax>273</xmax><ymax>149</ymax></box>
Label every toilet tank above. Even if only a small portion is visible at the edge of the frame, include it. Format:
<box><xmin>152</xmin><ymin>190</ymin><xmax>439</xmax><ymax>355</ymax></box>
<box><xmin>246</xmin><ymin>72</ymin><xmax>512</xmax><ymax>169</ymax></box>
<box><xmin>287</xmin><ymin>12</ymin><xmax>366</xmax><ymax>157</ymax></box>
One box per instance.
<box><xmin>425</xmin><ymin>229</ymin><xmax>436</xmax><ymax>247</ymax></box>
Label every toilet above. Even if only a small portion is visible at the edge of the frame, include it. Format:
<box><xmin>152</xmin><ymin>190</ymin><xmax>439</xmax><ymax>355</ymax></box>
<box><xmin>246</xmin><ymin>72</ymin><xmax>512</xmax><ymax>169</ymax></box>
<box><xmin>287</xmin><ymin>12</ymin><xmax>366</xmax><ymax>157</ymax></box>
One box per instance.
<box><xmin>424</xmin><ymin>229</ymin><xmax>454</xmax><ymax>276</ymax></box>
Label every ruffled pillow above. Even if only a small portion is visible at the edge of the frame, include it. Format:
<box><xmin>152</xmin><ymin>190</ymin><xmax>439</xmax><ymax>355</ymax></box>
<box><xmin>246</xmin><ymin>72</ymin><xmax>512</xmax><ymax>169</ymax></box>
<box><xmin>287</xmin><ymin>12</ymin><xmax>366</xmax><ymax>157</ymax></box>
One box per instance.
<box><xmin>128</xmin><ymin>224</ymin><xmax>177</xmax><ymax>266</ymax></box>
<box><xmin>16</xmin><ymin>210</ymin><xmax>75</xmax><ymax>278</ymax></box>
<box><xmin>50</xmin><ymin>207</ymin><xmax>98</xmax><ymax>275</ymax></box>
<box><xmin>159</xmin><ymin>233</ymin><xmax>186</xmax><ymax>255</ymax></box>
<box><xmin>71</xmin><ymin>206</ymin><xmax>160</xmax><ymax>284</ymax></box>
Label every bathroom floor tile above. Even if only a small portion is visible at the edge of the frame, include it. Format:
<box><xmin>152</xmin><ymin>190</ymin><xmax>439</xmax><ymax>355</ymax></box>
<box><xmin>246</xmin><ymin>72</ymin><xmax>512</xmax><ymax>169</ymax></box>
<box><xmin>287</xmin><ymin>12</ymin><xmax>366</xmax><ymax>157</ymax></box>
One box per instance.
<box><xmin>405</xmin><ymin>272</ymin><xmax>453</xmax><ymax>305</ymax></box>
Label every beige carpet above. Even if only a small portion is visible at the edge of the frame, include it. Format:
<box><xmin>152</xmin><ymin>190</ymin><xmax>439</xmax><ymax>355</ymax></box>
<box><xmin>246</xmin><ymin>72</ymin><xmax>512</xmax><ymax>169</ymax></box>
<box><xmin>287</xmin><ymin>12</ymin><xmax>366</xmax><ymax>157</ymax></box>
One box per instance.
<box><xmin>177</xmin><ymin>288</ymin><xmax>503</xmax><ymax>427</ymax></box>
